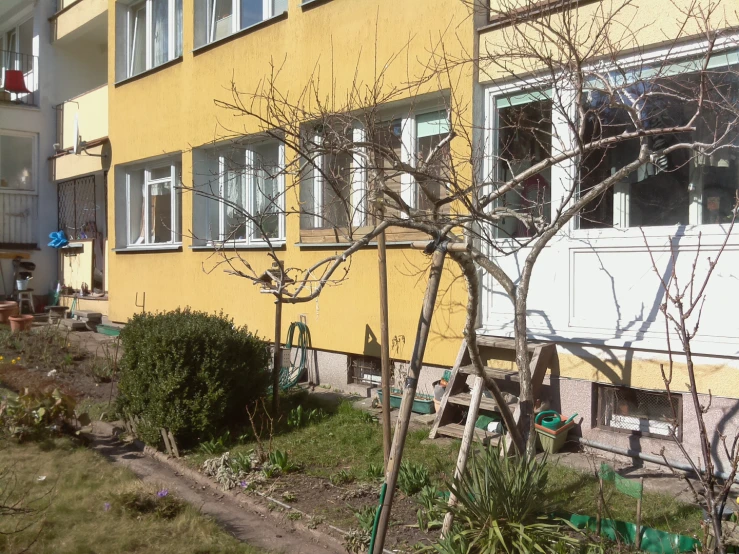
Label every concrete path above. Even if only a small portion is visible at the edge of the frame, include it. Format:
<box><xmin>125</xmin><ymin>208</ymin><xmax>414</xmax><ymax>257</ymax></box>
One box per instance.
<box><xmin>87</xmin><ymin>425</ymin><xmax>345</xmax><ymax>554</ymax></box>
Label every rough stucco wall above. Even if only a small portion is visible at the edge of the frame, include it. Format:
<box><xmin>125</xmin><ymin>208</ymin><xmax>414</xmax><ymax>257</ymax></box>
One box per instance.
<box><xmin>105</xmin><ymin>0</ymin><xmax>474</xmax><ymax>368</ymax></box>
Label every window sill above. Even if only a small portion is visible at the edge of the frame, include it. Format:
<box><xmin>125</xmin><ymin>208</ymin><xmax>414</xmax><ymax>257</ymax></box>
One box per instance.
<box><xmin>114</xmin><ymin>57</ymin><xmax>184</xmax><ymax>88</ymax></box>
<box><xmin>192</xmin><ymin>12</ymin><xmax>289</xmax><ymax>56</ymax></box>
<box><xmin>479</xmin><ymin>0</ymin><xmax>599</xmax><ymax>33</ymax></box>
<box><xmin>113</xmin><ymin>244</ymin><xmax>183</xmax><ymax>254</ymax></box>
<box><xmin>190</xmin><ymin>242</ymin><xmax>286</xmax><ymax>251</ymax></box>
<box><xmin>301</xmin><ymin>0</ymin><xmax>335</xmax><ymax>10</ymax></box>
<box><xmin>299</xmin><ymin>226</ymin><xmax>429</xmax><ymax>246</ymax></box>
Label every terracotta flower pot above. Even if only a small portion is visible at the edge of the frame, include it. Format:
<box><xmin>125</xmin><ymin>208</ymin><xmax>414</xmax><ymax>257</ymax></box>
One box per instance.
<box><xmin>0</xmin><ymin>301</ymin><xmax>18</xmax><ymax>324</ymax></box>
<box><xmin>9</xmin><ymin>314</ymin><xmax>34</xmax><ymax>333</ymax></box>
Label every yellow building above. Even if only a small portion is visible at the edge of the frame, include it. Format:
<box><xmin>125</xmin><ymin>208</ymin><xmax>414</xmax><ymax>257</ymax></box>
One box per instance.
<box><xmin>105</xmin><ymin>0</ymin><xmax>739</xmax><ymax>467</ymax></box>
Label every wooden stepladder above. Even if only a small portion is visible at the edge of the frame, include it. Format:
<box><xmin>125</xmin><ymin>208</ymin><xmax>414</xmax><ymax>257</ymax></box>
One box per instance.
<box><xmin>428</xmin><ymin>336</ymin><xmax>556</xmax><ymax>534</ymax></box>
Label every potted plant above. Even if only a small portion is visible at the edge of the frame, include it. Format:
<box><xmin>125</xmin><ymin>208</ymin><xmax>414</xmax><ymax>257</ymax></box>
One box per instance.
<box><xmin>0</xmin><ymin>301</ymin><xmax>18</xmax><ymax>324</ymax></box>
<box><xmin>9</xmin><ymin>314</ymin><xmax>34</xmax><ymax>333</ymax></box>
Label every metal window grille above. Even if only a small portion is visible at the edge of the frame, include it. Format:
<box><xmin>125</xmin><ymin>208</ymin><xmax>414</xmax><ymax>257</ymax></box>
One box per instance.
<box><xmin>598</xmin><ymin>385</ymin><xmax>682</xmax><ymax>440</ymax></box>
<box><xmin>350</xmin><ymin>355</ymin><xmax>382</xmax><ymax>385</ymax></box>
<box><xmin>57</xmin><ymin>175</ymin><xmax>98</xmax><ymax>240</ymax></box>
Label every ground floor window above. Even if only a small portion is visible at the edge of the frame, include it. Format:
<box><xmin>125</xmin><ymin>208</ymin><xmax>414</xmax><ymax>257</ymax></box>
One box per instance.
<box><xmin>193</xmin><ymin>140</ymin><xmax>285</xmax><ymax>245</ymax></box>
<box><xmin>0</xmin><ymin>131</ymin><xmax>34</xmax><ymax>191</ymax></box>
<box><xmin>597</xmin><ymin>385</ymin><xmax>681</xmax><ymax>440</ymax></box>
<box><xmin>122</xmin><ymin>159</ymin><xmax>181</xmax><ymax>247</ymax></box>
<box><xmin>349</xmin><ymin>355</ymin><xmax>382</xmax><ymax>386</ymax></box>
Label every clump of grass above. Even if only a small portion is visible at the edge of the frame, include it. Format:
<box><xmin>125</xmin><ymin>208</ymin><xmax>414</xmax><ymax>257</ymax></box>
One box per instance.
<box><xmin>398</xmin><ymin>460</ymin><xmax>430</xmax><ymax>496</ymax></box>
<box><xmin>330</xmin><ymin>469</ymin><xmax>354</xmax><ymax>486</ymax></box>
<box><xmin>113</xmin><ymin>486</ymin><xmax>184</xmax><ymax>520</ymax></box>
<box><xmin>353</xmin><ymin>504</ymin><xmax>377</xmax><ymax>531</ymax></box>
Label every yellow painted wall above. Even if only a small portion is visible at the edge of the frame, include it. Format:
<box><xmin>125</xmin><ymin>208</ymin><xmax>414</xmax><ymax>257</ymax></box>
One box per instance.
<box><xmin>62</xmin><ymin>85</ymin><xmax>108</xmax><ymax>150</ymax></box>
<box><xmin>106</xmin><ymin>0</ymin><xmax>473</xmax><ymax>367</ymax></box>
<box><xmin>54</xmin><ymin>0</ymin><xmax>108</xmax><ymax>42</ymax></box>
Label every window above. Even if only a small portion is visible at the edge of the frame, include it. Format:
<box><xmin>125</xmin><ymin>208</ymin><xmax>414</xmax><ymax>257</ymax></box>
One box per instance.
<box><xmin>194</xmin><ymin>0</ymin><xmax>288</xmax><ymax>48</ymax></box>
<box><xmin>493</xmin><ymin>92</ymin><xmax>552</xmax><ymax>238</ymax></box>
<box><xmin>125</xmin><ymin>0</ymin><xmax>182</xmax><ymax>78</ymax></box>
<box><xmin>1</xmin><ymin>18</ymin><xmax>35</xmax><ymax>101</ymax></box>
<box><xmin>597</xmin><ymin>385</ymin><xmax>681</xmax><ymax>440</ymax></box>
<box><xmin>300</xmin><ymin>108</ymin><xmax>451</xmax><ymax>232</ymax></box>
<box><xmin>579</xmin><ymin>51</ymin><xmax>739</xmax><ymax>229</ymax></box>
<box><xmin>0</xmin><ymin>132</ymin><xmax>35</xmax><ymax>192</ymax></box>
<box><xmin>124</xmin><ymin>161</ymin><xmax>181</xmax><ymax>246</ymax></box>
<box><xmin>349</xmin><ymin>355</ymin><xmax>382</xmax><ymax>386</ymax></box>
<box><xmin>193</xmin><ymin>141</ymin><xmax>286</xmax><ymax>245</ymax></box>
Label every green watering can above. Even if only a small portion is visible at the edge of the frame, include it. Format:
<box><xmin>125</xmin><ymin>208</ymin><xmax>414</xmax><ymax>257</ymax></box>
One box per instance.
<box><xmin>536</xmin><ymin>410</ymin><xmax>578</xmax><ymax>430</ymax></box>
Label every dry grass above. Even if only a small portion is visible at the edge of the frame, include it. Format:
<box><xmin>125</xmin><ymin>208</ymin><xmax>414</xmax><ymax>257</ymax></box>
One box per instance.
<box><xmin>0</xmin><ymin>436</ymin><xmax>264</xmax><ymax>554</ymax></box>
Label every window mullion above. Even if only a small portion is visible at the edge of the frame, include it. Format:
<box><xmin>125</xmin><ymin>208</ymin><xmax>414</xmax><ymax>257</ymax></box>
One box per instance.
<box><xmin>144</xmin><ymin>169</ymin><xmax>151</xmax><ymax>245</ymax></box>
<box><xmin>278</xmin><ymin>143</ymin><xmax>286</xmax><ymax>240</ymax></box>
<box><xmin>218</xmin><ymin>156</ymin><xmax>225</xmax><ymax>241</ymax></box>
<box><xmin>170</xmin><ymin>164</ymin><xmax>177</xmax><ymax>243</ymax></box>
<box><xmin>233</xmin><ymin>0</ymin><xmax>240</xmax><ymax>33</ymax></box>
<box><xmin>245</xmin><ymin>149</ymin><xmax>255</xmax><ymax>244</ymax></box>
<box><xmin>168</xmin><ymin>0</ymin><xmax>175</xmax><ymax>62</ymax></box>
<box><xmin>351</xmin><ymin>125</ymin><xmax>366</xmax><ymax>227</ymax></box>
<box><xmin>263</xmin><ymin>0</ymin><xmax>271</xmax><ymax>19</ymax></box>
<box><xmin>313</xmin><ymin>134</ymin><xmax>323</xmax><ymax>228</ymax></box>
<box><xmin>145</xmin><ymin>0</ymin><xmax>152</xmax><ymax>70</ymax></box>
<box><xmin>400</xmin><ymin>115</ymin><xmax>415</xmax><ymax>215</ymax></box>
<box><xmin>126</xmin><ymin>173</ymin><xmax>132</xmax><ymax>246</ymax></box>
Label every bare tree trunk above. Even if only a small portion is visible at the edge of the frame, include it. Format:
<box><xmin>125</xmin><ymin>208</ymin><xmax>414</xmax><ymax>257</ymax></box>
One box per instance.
<box><xmin>272</xmin><ymin>296</ymin><xmax>282</xmax><ymax>414</ymax></box>
<box><xmin>378</xmin><ymin>226</ymin><xmax>392</xmax><ymax>469</ymax></box>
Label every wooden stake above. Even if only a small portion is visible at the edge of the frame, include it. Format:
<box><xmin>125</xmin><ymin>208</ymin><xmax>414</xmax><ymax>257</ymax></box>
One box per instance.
<box><xmin>596</xmin><ymin>474</ymin><xmax>604</xmax><ymax>536</ymax></box>
<box><xmin>372</xmin><ymin>242</ymin><xmax>448</xmax><ymax>554</ymax></box>
<box><xmin>441</xmin><ymin>375</ymin><xmax>484</xmax><ymax>536</ymax></box>
<box><xmin>378</xmin><ymin>227</ymin><xmax>392</xmax><ymax>471</ymax></box>
<box><xmin>635</xmin><ymin>477</ymin><xmax>644</xmax><ymax>550</ymax></box>
<box><xmin>272</xmin><ymin>296</ymin><xmax>282</xmax><ymax>414</ymax></box>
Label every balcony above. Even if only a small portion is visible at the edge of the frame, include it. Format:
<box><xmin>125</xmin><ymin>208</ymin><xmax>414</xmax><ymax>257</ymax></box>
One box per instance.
<box><xmin>51</xmin><ymin>0</ymin><xmax>107</xmax><ymax>44</ymax></box>
<box><xmin>0</xmin><ymin>51</ymin><xmax>38</xmax><ymax>107</ymax></box>
<box><xmin>53</xmin><ymin>84</ymin><xmax>109</xmax><ymax>181</ymax></box>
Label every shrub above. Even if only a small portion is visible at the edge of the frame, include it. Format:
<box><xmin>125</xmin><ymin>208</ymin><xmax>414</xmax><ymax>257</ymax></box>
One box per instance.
<box><xmin>116</xmin><ymin>309</ymin><xmax>270</xmax><ymax>447</ymax></box>
<box><xmin>438</xmin><ymin>444</ymin><xmax>580</xmax><ymax>553</ymax></box>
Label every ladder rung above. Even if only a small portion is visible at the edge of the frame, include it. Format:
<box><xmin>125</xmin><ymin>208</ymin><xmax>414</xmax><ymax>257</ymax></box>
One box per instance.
<box><xmin>435</xmin><ymin>423</ymin><xmax>503</xmax><ymax>445</ymax></box>
<box><xmin>475</xmin><ymin>336</ymin><xmax>540</xmax><ymax>351</ymax></box>
<box><xmin>459</xmin><ymin>365</ymin><xmax>520</xmax><ymax>382</ymax></box>
<box><xmin>447</xmin><ymin>392</ymin><xmax>516</xmax><ymax>411</ymax></box>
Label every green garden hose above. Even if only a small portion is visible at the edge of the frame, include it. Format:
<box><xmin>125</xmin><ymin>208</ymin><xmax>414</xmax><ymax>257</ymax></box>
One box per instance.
<box><xmin>278</xmin><ymin>321</ymin><xmax>311</xmax><ymax>391</ymax></box>
<box><xmin>369</xmin><ymin>482</ymin><xmax>387</xmax><ymax>554</ymax></box>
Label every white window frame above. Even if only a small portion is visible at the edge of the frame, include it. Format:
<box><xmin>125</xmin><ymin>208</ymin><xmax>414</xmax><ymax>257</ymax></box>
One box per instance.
<box><xmin>203</xmin><ymin>0</ymin><xmax>285</xmax><ymax>45</ymax></box>
<box><xmin>0</xmin><ymin>130</ymin><xmax>37</xmax><ymax>195</ymax></box>
<box><xmin>125</xmin><ymin>163</ymin><xmax>181</xmax><ymax>247</ymax></box>
<box><xmin>126</xmin><ymin>0</ymin><xmax>180</xmax><ymax>78</ymax></box>
<box><xmin>304</xmin><ymin>107</ymin><xmax>451</xmax><ymax>228</ymax></box>
<box><xmin>206</xmin><ymin>142</ymin><xmax>286</xmax><ymax>245</ymax></box>
<box><xmin>482</xmin><ymin>33</ymin><xmax>739</xmax><ymax>238</ymax></box>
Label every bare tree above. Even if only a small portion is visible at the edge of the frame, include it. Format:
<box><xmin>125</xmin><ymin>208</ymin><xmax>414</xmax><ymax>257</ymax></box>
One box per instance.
<box><xmin>642</xmin><ymin>198</ymin><xmax>738</xmax><ymax>553</ymax></box>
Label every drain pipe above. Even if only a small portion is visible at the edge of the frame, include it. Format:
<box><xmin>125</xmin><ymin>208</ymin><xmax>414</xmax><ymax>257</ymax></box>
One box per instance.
<box><xmin>577</xmin><ymin>437</ymin><xmax>739</xmax><ymax>484</ymax></box>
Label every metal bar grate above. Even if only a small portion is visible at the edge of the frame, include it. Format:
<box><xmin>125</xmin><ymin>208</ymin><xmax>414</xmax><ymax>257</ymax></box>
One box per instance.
<box><xmin>57</xmin><ymin>175</ymin><xmax>97</xmax><ymax>240</ymax></box>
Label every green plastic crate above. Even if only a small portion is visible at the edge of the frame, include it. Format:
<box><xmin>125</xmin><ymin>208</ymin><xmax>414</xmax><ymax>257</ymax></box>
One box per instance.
<box><xmin>376</xmin><ymin>390</ymin><xmax>435</xmax><ymax>414</ymax></box>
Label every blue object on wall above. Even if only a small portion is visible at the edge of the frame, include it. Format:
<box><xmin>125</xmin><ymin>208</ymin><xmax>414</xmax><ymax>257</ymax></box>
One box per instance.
<box><xmin>48</xmin><ymin>231</ymin><xmax>69</xmax><ymax>249</ymax></box>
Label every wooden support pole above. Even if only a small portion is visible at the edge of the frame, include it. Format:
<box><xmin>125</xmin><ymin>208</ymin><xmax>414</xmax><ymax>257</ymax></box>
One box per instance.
<box><xmin>372</xmin><ymin>242</ymin><xmax>448</xmax><ymax>554</ymax></box>
<box><xmin>596</xmin><ymin>475</ymin><xmax>604</xmax><ymax>536</ymax></box>
<box><xmin>635</xmin><ymin>477</ymin><xmax>644</xmax><ymax>550</ymax></box>
<box><xmin>441</xmin><ymin>375</ymin><xmax>484</xmax><ymax>536</ymax></box>
<box><xmin>378</xmin><ymin>228</ymin><xmax>392</xmax><ymax>470</ymax></box>
<box><xmin>272</xmin><ymin>296</ymin><xmax>283</xmax><ymax>414</ymax></box>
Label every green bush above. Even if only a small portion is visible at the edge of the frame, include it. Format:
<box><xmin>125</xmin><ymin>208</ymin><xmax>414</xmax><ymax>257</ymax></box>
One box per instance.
<box><xmin>116</xmin><ymin>309</ymin><xmax>270</xmax><ymax>448</ymax></box>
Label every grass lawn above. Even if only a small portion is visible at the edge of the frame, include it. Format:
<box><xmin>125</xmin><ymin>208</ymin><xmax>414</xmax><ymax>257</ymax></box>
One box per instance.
<box><xmin>0</xmin><ymin>436</ymin><xmax>264</xmax><ymax>554</ymax></box>
<box><xmin>185</xmin><ymin>392</ymin><xmax>703</xmax><ymax>537</ymax></box>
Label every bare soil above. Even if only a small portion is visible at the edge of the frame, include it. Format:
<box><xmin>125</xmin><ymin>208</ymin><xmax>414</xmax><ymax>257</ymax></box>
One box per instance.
<box><xmin>262</xmin><ymin>473</ymin><xmax>432</xmax><ymax>550</ymax></box>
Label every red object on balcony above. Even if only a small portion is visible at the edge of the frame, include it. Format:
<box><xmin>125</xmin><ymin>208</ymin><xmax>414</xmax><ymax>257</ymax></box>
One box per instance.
<box><xmin>3</xmin><ymin>69</ymin><xmax>31</xmax><ymax>94</ymax></box>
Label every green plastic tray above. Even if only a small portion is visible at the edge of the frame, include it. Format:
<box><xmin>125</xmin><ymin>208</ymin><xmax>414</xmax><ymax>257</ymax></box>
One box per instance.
<box><xmin>96</xmin><ymin>324</ymin><xmax>121</xmax><ymax>337</ymax></box>
<box><xmin>376</xmin><ymin>390</ymin><xmax>435</xmax><ymax>414</ymax></box>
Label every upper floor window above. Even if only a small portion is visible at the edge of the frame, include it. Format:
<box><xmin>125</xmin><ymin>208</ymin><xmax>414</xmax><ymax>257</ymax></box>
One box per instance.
<box><xmin>1</xmin><ymin>17</ymin><xmax>36</xmax><ymax>104</ymax></box>
<box><xmin>194</xmin><ymin>0</ymin><xmax>288</xmax><ymax>48</ymax></box>
<box><xmin>125</xmin><ymin>0</ymin><xmax>182</xmax><ymax>78</ymax></box>
<box><xmin>0</xmin><ymin>131</ymin><xmax>35</xmax><ymax>192</ymax></box>
<box><xmin>193</xmin><ymin>140</ymin><xmax>286</xmax><ymax>245</ymax></box>
<box><xmin>118</xmin><ymin>157</ymin><xmax>182</xmax><ymax>248</ymax></box>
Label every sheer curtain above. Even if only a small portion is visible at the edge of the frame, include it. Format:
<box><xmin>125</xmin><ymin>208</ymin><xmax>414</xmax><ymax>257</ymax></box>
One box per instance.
<box><xmin>152</xmin><ymin>0</ymin><xmax>169</xmax><ymax>66</ymax></box>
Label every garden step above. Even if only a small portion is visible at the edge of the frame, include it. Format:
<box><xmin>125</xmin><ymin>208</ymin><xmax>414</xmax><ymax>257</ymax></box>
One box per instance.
<box><xmin>447</xmin><ymin>391</ymin><xmax>516</xmax><ymax>412</ymax></box>
<box><xmin>435</xmin><ymin>422</ymin><xmax>502</xmax><ymax>445</ymax></box>
<box><xmin>459</xmin><ymin>364</ymin><xmax>520</xmax><ymax>383</ymax></box>
<box><xmin>60</xmin><ymin>318</ymin><xmax>88</xmax><ymax>331</ymax></box>
<box><xmin>73</xmin><ymin>310</ymin><xmax>102</xmax><ymax>321</ymax></box>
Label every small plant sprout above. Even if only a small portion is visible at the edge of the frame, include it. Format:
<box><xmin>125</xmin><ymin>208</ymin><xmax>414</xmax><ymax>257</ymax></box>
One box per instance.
<box><xmin>330</xmin><ymin>469</ymin><xmax>354</xmax><ymax>486</ymax></box>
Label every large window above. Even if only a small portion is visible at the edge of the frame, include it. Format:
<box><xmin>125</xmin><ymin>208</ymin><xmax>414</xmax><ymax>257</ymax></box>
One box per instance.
<box><xmin>494</xmin><ymin>92</ymin><xmax>552</xmax><ymax>238</ymax></box>
<box><xmin>193</xmin><ymin>141</ymin><xmax>285</xmax><ymax>245</ymax></box>
<box><xmin>597</xmin><ymin>385</ymin><xmax>681</xmax><ymax>440</ymax></box>
<box><xmin>300</xmin><ymin>108</ymin><xmax>451</xmax><ymax>231</ymax></box>
<box><xmin>194</xmin><ymin>0</ymin><xmax>288</xmax><ymax>48</ymax></box>
<box><xmin>0</xmin><ymin>132</ymin><xmax>35</xmax><ymax>192</ymax></box>
<box><xmin>124</xmin><ymin>161</ymin><xmax>181</xmax><ymax>246</ymax></box>
<box><xmin>125</xmin><ymin>0</ymin><xmax>182</xmax><ymax>78</ymax></box>
<box><xmin>579</xmin><ymin>52</ymin><xmax>739</xmax><ymax>229</ymax></box>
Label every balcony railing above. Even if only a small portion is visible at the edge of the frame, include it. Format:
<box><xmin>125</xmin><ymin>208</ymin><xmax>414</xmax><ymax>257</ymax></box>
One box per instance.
<box><xmin>1</xmin><ymin>50</ymin><xmax>38</xmax><ymax>107</ymax></box>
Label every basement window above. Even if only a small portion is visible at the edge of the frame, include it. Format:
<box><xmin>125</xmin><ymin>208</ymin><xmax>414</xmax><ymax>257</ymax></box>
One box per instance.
<box><xmin>349</xmin><ymin>355</ymin><xmax>382</xmax><ymax>386</ymax></box>
<box><xmin>597</xmin><ymin>385</ymin><xmax>681</xmax><ymax>440</ymax></box>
